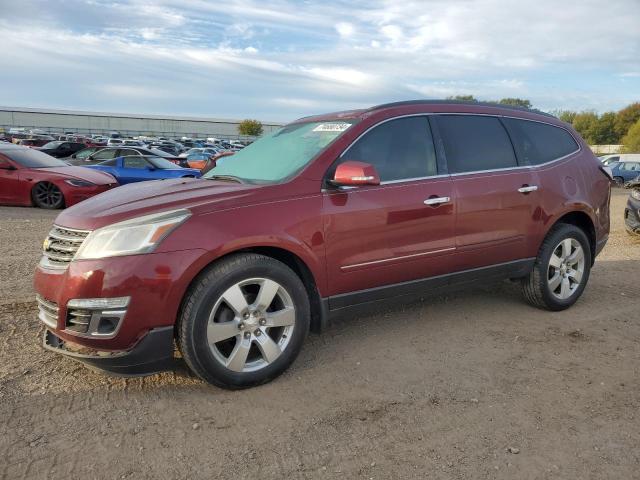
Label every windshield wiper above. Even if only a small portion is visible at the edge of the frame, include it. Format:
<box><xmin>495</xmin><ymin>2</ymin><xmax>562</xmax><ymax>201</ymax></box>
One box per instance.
<box><xmin>205</xmin><ymin>175</ymin><xmax>244</xmax><ymax>184</ymax></box>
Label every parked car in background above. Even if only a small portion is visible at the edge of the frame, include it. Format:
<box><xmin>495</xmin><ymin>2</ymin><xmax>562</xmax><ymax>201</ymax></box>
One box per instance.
<box><xmin>36</xmin><ymin>141</ymin><xmax>87</xmax><ymax>158</ymax></box>
<box><xmin>179</xmin><ymin>147</ymin><xmax>220</xmax><ymax>158</ymax></box>
<box><xmin>34</xmin><ymin>100</ymin><xmax>610</xmax><ymax>389</ymax></box>
<box><xmin>86</xmin><ymin>155</ymin><xmax>201</xmax><ymax>184</ymax></box>
<box><xmin>66</xmin><ymin>146</ymin><xmax>107</xmax><ymax>165</ymax></box>
<box><xmin>107</xmin><ymin>138</ymin><xmax>124</xmax><ymax>146</ymax></box>
<box><xmin>77</xmin><ymin>146</ymin><xmax>183</xmax><ymax>165</ymax></box>
<box><xmin>600</xmin><ymin>153</ymin><xmax>640</xmax><ymax>166</ymax></box>
<box><xmin>122</xmin><ymin>140</ymin><xmax>147</xmax><ymax>147</ymax></box>
<box><xmin>609</xmin><ymin>161</ymin><xmax>640</xmax><ymax>185</ymax></box>
<box><xmin>625</xmin><ymin>180</ymin><xmax>640</xmax><ymax>235</ymax></box>
<box><xmin>0</xmin><ymin>144</ymin><xmax>117</xmax><ymax>209</ymax></box>
<box><xmin>17</xmin><ymin>137</ymin><xmax>55</xmax><ymax>148</ymax></box>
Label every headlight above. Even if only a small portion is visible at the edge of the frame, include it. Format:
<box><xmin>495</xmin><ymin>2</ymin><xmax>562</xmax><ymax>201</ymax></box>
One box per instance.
<box><xmin>74</xmin><ymin>209</ymin><xmax>191</xmax><ymax>260</ymax></box>
<box><xmin>632</xmin><ymin>189</ymin><xmax>640</xmax><ymax>201</ymax></box>
<box><xmin>65</xmin><ymin>179</ymin><xmax>95</xmax><ymax>187</ymax></box>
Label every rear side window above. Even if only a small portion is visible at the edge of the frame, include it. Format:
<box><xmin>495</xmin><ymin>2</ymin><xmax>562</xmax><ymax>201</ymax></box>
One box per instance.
<box><xmin>435</xmin><ymin>115</ymin><xmax>517</xmax><ymax>173</ymax></box>
<box><xmin>341</xmin><ymin>116</ymin><xmax>437</xmax><ymax>181</ymax></box>
<box><xmin>504</xmin><ymin>118</ymin><xmax>579</xmax><ymax>166</ymax></box>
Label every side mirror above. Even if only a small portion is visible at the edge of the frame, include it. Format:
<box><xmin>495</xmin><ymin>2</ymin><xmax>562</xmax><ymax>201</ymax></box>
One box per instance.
<box><xmin>331</xmin><ymin>160</ymin><xmax>380</xmax><ymax>187</ymax></box>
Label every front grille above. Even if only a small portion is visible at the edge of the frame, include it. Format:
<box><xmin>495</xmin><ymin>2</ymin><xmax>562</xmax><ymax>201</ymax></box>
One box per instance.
<box><xmin>36</xmin><ymin>295</ymin><xmax>59</xmax><ymax>328</ymax></box>
<box><xmin>41</xmin><ymin>226</ymin><xmax>90</xmax><ymax>269</ymax></box>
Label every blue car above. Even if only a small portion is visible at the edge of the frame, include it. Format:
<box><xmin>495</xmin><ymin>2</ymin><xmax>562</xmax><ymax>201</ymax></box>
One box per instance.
<box><xmin>610</xmin><ymin>161</ymin><xmax>640</xmax><ymax>185</ymax></box>
<box><xmin>86</xmin><ymin>156</ymin><xmax>201</xmax><ymax>184</ymax></box>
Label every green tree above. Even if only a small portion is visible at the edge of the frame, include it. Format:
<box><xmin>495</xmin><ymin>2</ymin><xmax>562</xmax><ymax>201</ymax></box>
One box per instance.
<box><xmin>553</xmin><ymin>110</ymin><xmax>577</xmax><ymax>124</ymax></box>
<box><xmin>446</xmin><ymin>95</ymin><xmax>477</xmax><ymax>102</ymax></box>
<box><xmin>614</xmin><ymin>102</ymin><xmax>640</xmax><ymax>141</ymax></box>
<box><xmin>238</xmin><ymin>119</ymin><xmax>263</xmax><ymax>136</ymax></box>
<box><xmin>497</xmin><ymin>98</ymin><xmax>532</xmax><ymax>109</ymax></box>
<box><xmin>572</xmin><ymin>112</ymin><xmax>599</xmax><ymax>144</ymax></box>
<box><xmin>591</xmin><ymin>112</ymin><xmax>617</xmax><ymax>145</ymax></box>
<box><xmin>621</xmin><ymin>118</ymin><xmax>640</xmax><ymax>153</ymax></box>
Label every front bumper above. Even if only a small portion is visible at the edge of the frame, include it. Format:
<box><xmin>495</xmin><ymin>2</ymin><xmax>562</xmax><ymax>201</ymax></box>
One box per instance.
<box><xmin>43</xmin><ymin>327</ymin><xmax>175</xmax><ymax>376</ymax></box>
<box><xmin>34</xmin><ymin>248</ymin><xmax>207</xmax><ymax>351</ymax></box>
<box><xmin>624</xmin><ymin>195</ymin><xmax>640</xmax><ymax>234</ymax></box>
<box><xmin>64</xmin><ymin>184</ymin><xmax>117</xmax><ymax>207</ymax></box>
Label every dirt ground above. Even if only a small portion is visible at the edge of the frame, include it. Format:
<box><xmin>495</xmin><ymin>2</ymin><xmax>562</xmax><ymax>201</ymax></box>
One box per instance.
<box><xmin>1</xmin><ymin>190</ymin><xmax>639</xmax><ymax>480</ymax></box>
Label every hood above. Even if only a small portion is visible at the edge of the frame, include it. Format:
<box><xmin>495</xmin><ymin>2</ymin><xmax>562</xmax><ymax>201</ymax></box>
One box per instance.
<box><xmin>54</xmin><ymin>178</ymin><xmax>270</xmax><ymax>230</ymax></box>
<box><xmin>40</xmin><ymin>166</ymin><xmax>117</xmax><ymax>185</ymax></box>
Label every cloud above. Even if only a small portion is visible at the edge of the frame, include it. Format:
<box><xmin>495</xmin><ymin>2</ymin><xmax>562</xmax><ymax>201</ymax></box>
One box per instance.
<box><xmin>0</xmin><ymin>0</ymin><xmax>638</xmax><ymax>121</ymax></box>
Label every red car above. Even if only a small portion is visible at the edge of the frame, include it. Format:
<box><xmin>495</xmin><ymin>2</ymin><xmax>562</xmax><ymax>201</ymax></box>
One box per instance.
<box><xmin>34</xmin><ymin>100</ymin><xmax>611</xmax><ymax>389</ymax></box>
<box><xmin>0</xmin><ymin>144</ymin><xmax>118</xmax><ymax>209</ymax></box>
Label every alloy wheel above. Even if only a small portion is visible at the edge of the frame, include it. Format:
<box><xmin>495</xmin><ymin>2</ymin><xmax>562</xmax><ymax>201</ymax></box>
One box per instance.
<box><xmin>547</xmin><ymin>238</ymin><xmax>585</xmax><ymax>300</ymax></box>
<box><xmin>34</xmin><ymin>182</ymin><xmax>63</xmax><ymax>208</ymax></box>
<box><xmin>207</xmin><ymin>278</ymin><xmax>296</xmax><ymax>373</ymax></box>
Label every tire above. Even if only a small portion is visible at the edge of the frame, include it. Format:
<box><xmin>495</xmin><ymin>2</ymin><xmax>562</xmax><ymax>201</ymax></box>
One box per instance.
<box><xmin>521</xmin><ymin>223</ymin><xmax>592</xmax><ymax>311</ymax></box>
<box><xmin>32</xmin><ymin>182</ymin><xmax>65</xmax><ymax>209</ymax></box>
<box><xmin>177</xmin><ymin>253</ymin><xmax>310</xmax><ymax>389</ymax></box>
<box><xmin>613</xmin><ymin>176</ymin><xmax>624</xmax><ymax>186</ymax></box>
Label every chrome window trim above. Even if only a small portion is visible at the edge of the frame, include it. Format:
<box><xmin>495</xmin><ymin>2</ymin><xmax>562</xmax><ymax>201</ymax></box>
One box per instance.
<box><xmin>334</xmin><ymin>112</ymin><xmax>582</xmax><ymax>182</ymax></box>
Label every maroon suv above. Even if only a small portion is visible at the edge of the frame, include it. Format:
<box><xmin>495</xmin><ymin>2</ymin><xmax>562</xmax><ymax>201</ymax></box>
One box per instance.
<box><xmin>34</xmin><ymin>100</ymin><xmax>611</xmax><ymax>389</ymax></box>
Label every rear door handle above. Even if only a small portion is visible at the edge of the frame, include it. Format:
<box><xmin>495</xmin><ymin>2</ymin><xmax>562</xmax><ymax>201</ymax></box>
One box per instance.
<box><xmin>423</xmin><ymin>196</ymin><xmax>451</xmax><ymax>206</ymax></box>
<box><xmin>518</xmin><ymin>185</ymin><xmax>538</xmax><ymax>193</ymax></box>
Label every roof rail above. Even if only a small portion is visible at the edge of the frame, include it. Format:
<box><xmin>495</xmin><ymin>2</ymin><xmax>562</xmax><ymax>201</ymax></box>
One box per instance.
<box><xmin>367</xmin><ymin>99</ymin><xmax>556</xmax><ymax>119</ymax></box>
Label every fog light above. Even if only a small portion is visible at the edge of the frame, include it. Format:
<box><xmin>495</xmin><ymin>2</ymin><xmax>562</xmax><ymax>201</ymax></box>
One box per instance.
<box><xmin>65</xmin><ymin>297</ymin><xmax>130</xmax><ymax>338</ymax></box>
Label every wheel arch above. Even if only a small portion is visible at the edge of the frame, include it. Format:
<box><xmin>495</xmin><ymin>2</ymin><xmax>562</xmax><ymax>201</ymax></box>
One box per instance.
<box><xmin>177</xmin><ymin>245</ymin><xmax>327</xmax><ymax>335</ymax></box>
<box><xmin>544</xmin><ymin>210</ymin><xmax>596</xmax><ymax>264</ymax></box>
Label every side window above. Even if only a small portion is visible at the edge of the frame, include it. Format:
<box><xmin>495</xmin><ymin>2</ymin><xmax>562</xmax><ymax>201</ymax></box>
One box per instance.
<box><xmin>340</xmin><ymin>116</ymin><xmax>437</xmax><ymax>182</ymax></box>
<box><xmin>123</xmin><ymin>156</ymin><xmax>148</xmax><ymax>169</ymax></box>
<box><xmin>435</xmin><ymin>115</ymin><xmax>517</xmax><ymax>173</ymax></box>
<box><xmin>504</xmin><ymin>118</ymin><xmax>579</xmax><ymax>166</ymax></box>
<box><xmin>119</xmin><ymin>149</ymin><xmax>141</xmax><ymax>158</ymax></box>
<box><xmin>92</xmin><ymin>149</ymin><xmax>118</xmax><ymax>161</ymax></box>
<box><xmin>75</xmin><ymin>148</ymin><xmax>94</xmax><ymax>159</ymax></box>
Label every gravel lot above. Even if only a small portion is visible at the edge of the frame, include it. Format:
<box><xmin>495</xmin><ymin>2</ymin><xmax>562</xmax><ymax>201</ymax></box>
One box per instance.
<box><xmin>1</xmin><ymin>190</ymin><xmax>639</xmax><ymax>479</ymax></box>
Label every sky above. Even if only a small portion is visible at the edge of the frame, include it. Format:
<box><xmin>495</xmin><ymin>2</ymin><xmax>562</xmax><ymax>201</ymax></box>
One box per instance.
<box><xmin>0</xmin><ymin>0</ymin><xmax>639</xmax><ymax>122</ymax></box>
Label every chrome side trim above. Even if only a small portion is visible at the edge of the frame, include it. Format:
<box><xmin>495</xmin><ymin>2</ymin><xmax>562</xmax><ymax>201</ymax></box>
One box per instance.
<box><xmin>341</xmin><ymin>247</ymin><xmax>455</xmax><ymax>271</ymax></box>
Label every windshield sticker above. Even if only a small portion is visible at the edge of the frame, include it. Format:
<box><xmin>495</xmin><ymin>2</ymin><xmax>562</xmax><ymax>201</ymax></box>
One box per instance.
<box><xmin>312</xmin><ymin>123</ymin><xmax>351</xmax><ymax>133</ymax></box>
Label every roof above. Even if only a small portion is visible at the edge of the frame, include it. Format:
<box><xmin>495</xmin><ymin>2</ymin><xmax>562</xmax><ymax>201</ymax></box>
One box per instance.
<box><xmin>368</xmin><ymin>99</ymin><xmax>556</xmax><ymax>118</ymax></box>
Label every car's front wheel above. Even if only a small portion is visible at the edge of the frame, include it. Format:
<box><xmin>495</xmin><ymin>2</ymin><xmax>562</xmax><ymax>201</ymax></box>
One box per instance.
<box><xmin>32</xmin><ymin>182</ymin><xmax>65</xmax><ymax>209</ymax></box>
<box><xmin>178</xmin><ymin>253</ymin><xmax>310</xmax><ymax>389</ymax></box>
<box><xmin>522</xmin><ymin>223</ymin><xmax>592</xmax><ymax>311</ymax></box>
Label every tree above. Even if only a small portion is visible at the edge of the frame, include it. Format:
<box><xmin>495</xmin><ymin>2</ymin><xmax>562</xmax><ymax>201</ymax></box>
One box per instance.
<box><xmin>446</xmin><ymin>95</ymin><xmax>477</xmax><ymax>102</ymax></box>
<box><xmin>591</xmin><ymin>112</ymin><xmax>617</xmax><ymax>145</ymax></box>
<box><xmin>238</xmin><ymin>119</ymin><xmax>263</xmax><ymax>136</ymax></box>
<box><xmin>553</xmin><ymin>110</ymin><xmax>577</xmax><ymax>124</ymax></box>
<box><xmin>497</xmin><ymin>98</ymin><xmax>532</xmax><ymax>109</ymax></box>
<box><xmin>622</xmin><ymin>118</ymin><xmax>640</xmax><ymax>153</ymax></box>
<box><xmin>572</xmin><ymin>112</ymin><xmax>599</xmax><ymax>144</ymax></box>
<box><xmin>614</xmin><ymin>102</ymin><xmax>640</xmax><ymax>141</ymax></box>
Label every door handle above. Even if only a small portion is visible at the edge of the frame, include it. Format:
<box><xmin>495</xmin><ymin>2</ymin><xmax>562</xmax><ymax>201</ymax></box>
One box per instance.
<box><xmin>517</xmin><ymin>185</ymin><xmax>538</xmax><ymax>193</ymax></box>
<box><xmin>423</xmin><ymin>196</ymin><xmax>451</xmax><ymax>206</ymax></box>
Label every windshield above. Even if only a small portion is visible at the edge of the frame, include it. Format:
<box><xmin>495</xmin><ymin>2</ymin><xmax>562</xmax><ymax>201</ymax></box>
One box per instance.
<box><xmin>4</xmin><ymin>148</ymin><xmax>69</xmax><ymax>168</ymax></box>
<box><xmin>42</xmin><ymin>141</ymin><xmax>63</xmax><ymax>149</ymax></box>
<box><xmin>148</xmin><ymin>156</ymin><xmax>180</xmax><ymax>169</ymax></box>
<box><xmin>203</xmin><ymin>120</ymin><xmax>355</xmax><ymax>182</ymax></box>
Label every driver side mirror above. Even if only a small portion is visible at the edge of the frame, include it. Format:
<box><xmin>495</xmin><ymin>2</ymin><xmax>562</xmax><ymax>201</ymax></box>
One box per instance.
<box><xmin>330</xmin><ymin>160</ymin><xmax>380</xmax><ymax>187</ymax></box>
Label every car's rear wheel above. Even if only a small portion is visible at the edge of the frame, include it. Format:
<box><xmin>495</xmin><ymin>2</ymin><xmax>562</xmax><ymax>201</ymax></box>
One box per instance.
<box><xmin>178</xmin><ymin>253</ymin><xmax>310</xmax><ymax>389</ymax></box>
<box><xmin>522</xmin><ymin>223</ymin><xmax>592</xmax><ymax>311</ymax></box>
<box><xmin>613</xmin><ymin>176</ymin><xmax>624</xmax><ymax>186</ymax></box>
<box><xmin>32</xmin><ymin>182</ymin><xmax>65</xmax><ymax>209</ymax></box>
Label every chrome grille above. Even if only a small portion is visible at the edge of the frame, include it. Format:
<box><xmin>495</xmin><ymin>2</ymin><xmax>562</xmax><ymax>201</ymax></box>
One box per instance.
<box><xmin>66</xmin><ymin>308</ymin><xmax>92</xmax><ymax>334</ymax></box>
<box><xmin>36</xmin><ymin>295</ymin><xmax>59</xmax><ymax>328</ymax></box>
<box><xmin>41</xmin><ymin>226</ymin><xmax>90</xmax><ymax>269</ymax></box>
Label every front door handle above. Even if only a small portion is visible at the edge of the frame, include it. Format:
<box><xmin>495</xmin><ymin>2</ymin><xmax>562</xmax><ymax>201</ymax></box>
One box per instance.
<box><xmin>518</xmin><ymin>185</ymin><xmax>538</xmax><ymax>193</ymax></box>
<box><xmin>424</xmin><ymin>196</ymin><xmax>451</xmax><ymax>206</ymax></box>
